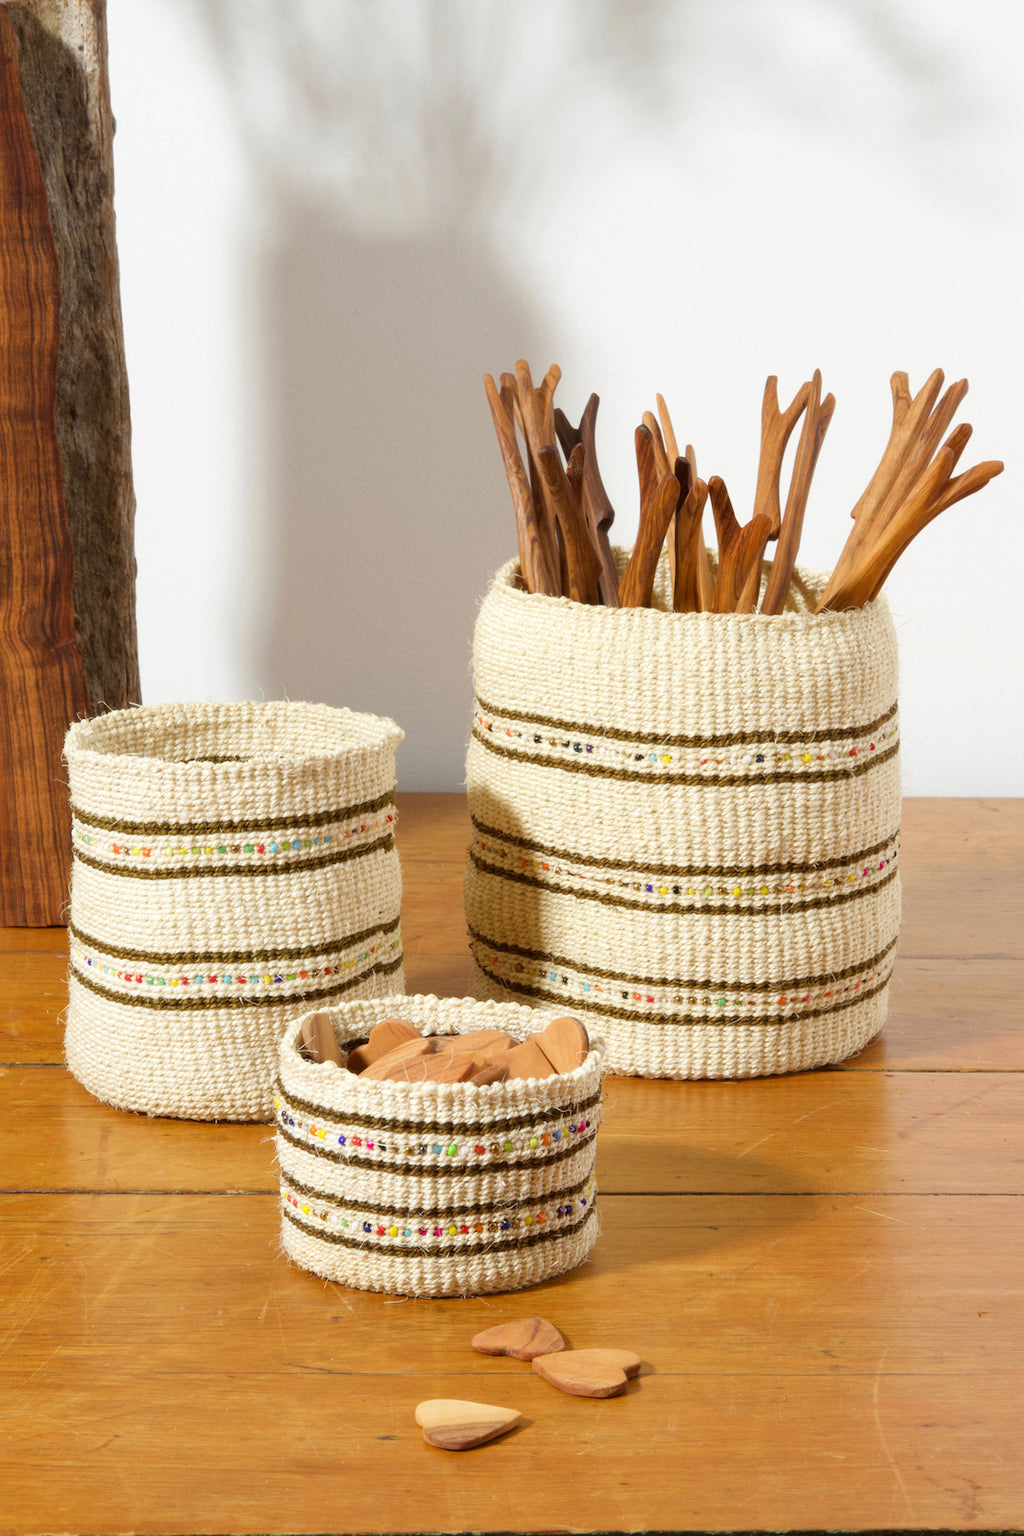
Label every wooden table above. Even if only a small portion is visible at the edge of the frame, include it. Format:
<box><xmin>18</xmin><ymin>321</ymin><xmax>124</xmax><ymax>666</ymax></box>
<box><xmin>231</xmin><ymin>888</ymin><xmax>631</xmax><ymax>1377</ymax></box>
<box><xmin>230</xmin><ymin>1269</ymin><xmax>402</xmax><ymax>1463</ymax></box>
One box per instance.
<box><xmin>2</xmin><ymin>795</ymin><xmax>1021</xmax><ymax>1535</ymax></box>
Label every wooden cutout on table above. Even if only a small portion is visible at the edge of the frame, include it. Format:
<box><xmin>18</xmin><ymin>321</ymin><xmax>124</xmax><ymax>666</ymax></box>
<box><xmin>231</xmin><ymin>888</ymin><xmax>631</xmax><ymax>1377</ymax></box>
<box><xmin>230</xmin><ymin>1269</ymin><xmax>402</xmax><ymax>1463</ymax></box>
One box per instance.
<box><xmin>472</xmin><ymin>1317</ymin><xmax>566</xmax><ymax>1360</ymax></box>
<box><xmin>415</xmin><ymin>1399</ymin><xmax>522</xmax><ymax>1451</ymax></box>
<box><xmin>531</xmin><ymin>1348</ymin><xmax>642</xmax><ymax>1398</ymax></box>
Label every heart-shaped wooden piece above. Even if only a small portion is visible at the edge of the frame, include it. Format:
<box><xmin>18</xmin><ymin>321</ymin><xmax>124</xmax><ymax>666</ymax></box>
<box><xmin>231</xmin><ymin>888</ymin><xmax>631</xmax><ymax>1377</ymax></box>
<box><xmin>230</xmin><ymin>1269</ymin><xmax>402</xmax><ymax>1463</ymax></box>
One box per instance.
<box><xmin>536</xmin><ymin>1015</ymin><xmax>590</xmax><ymax>1073</ymax></box>
<box><xmin>415</xmin><ymin>1398</ymin><xmax>522</xmax><ymax>1451</ymax></box>
<box><xmin>531</xmin><ymin>1347</ymin><xmax>641</xmax><ymax>1398</ymax></box>
<box><xmin>471</xmin><ymin>1316</ymin><xmax>565</xmax><ymax>1360</ymax></box>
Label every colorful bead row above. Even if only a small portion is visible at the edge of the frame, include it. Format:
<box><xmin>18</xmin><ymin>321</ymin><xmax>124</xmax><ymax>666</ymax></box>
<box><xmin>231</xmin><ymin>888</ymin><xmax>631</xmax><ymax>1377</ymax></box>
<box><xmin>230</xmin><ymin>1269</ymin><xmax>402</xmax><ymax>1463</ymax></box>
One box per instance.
<box><xmin>474</xmin><ymin>833</ymin><xmax>897</xmax><ymax>903</ymax></box>
<box><xmin>73</xmin><ymin>812</ymin><xmax>394</xmax><ymax>862</ymax></box>
<box><xmin>73</xmin><ymin>934</ymin><xmax>401</xmax><ymax>990</ymax></box>
<box><xmin>475</xmin><ymin>947</ymin><xmax>893</xmax><ymax>1015</ymax></box>
<box><xmin>475</xmin><ymin>711</ymin><xmax>897</xmax><ymax>774</ymax></box>
<box><xmin>283</xmin><ymin>1179</ymin><xmax>596</xmax><ymax>1240</ymax></box>
<box><xmin>275</xmin><ymin>1098</ymin><xmax>593</xmax><ymax>1159</ymax></box>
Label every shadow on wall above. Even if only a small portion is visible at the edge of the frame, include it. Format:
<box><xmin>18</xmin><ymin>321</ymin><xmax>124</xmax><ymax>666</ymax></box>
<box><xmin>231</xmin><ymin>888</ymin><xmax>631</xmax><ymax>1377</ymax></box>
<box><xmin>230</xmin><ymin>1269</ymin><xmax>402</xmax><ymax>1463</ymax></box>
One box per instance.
<box><xmin>256</xmin><ymin>201</ymin><xmax>538</xmax><ymax>788</ymax></box>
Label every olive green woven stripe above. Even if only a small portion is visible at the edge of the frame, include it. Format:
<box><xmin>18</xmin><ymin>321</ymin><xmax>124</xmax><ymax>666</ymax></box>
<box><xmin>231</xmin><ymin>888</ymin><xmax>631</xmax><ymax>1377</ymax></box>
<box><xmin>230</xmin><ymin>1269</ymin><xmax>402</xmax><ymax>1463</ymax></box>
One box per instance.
<box><xmin>69</xmin><ymin>952</ymin><xmax>403</xmax><ymax>1012</ymax></box>
<box><xmin>469</xmin><ymin>850</ymin><xmax>899</xmax><ymax>920</ymax></box>
<box><xmin>67</xmin><ymin>912</ymin><xmax>402</xmax><ymax>969</ymax></box>
<box><xmin>472</xmin><ymin>960</ymin><xmax>894</xmax><ymax>1030</ymax></box>
<box><xmin>475</xmin><ymin>693</ymin><xmax>899</xmax><ymax>749</ymax></box>
<box><xmin>470</xmin><ymin>813</ymin><xmax>901</xmax><ymax>881</ymax></box>
<box><xmin>282</xmin><ymin>1197</ymin><xmax>596</xmax><ymax>1260</ymax></box>
<box><xmin>71</xmin><ymin>831</ymin><xmax>394</xmax><ymax>880</ymax></box>
<box><xmin>276</xmin><ymin>1119</ymin><xmax>598</xmax><ymax>1176</ymax></box>
<box><xmin>467</xmin><ymin>921</ymin><xmax>898</xmax><ymax>997</ymax></box>
<box><xmin>69</xmin><ymin>787</ymin><xmax>395</xmax><ymax>837</ymax></box>
<box><xmin>280</xmin><ymin>1165</ymin><xmax>594</xmax><ymax>1220</ymax></box>
<box><xmin>274</xmin><ymin>1078</ymin><xmax>601</xmax><ymax>1134</ymax></box>
<box><xmin>471</xmin><ymin>726</ymin><xmax>900</xmax><ymax>785</ymax></box>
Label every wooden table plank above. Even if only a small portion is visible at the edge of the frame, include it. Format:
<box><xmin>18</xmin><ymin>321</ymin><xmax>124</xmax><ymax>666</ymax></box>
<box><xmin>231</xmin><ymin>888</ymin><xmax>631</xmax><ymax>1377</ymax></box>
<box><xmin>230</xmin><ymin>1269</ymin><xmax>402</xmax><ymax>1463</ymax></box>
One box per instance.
<box><xmin>2</xmin><ymin>795</ymin><xmax>1022</xmax><ymax>1535</ymax></box>
<box><xmin>4</xmin><ymin>1063</ymin><xmax>1023</xmax><ymax>1197</ymax></box>
<box><xmin>1</xmin><ymin>1191</ymin><xmax>1020</xmax><ymax>1535</ymax></box>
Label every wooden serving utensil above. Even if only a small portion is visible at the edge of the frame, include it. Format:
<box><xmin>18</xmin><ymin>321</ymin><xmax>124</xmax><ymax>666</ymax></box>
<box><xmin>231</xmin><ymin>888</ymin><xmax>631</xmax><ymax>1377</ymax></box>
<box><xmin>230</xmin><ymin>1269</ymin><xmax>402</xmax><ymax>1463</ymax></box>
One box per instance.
<box><xmin>708</xmin><ymin>476</ymin><xmax>773</xmax><ymax>613</ymax></box>
<box><xmin>484</xmin><ymin>373</ymin><xmax>559</xmax><ymax>596</ymax></box>
<box><xmin>817</xmin><ymin>369</ymin><xmax>946</xmax><ymax>608</ymax></box>
<box><xmin>619</xmin><ymin>425</ymin><xmax>681</xmax><ymax>608</ymax></box>
<box><xmin>656</xmin><ymin>394</ymin><xmax>713</xmax><ymax>609</ymax></box>
<box><xmin>817</xmin><ymin>370</ymin><xmax>1002</xmax><ymax>612</ymax></box>
<box><xmin>818</xmin><ymin>419</ymin><xmax>1003</xmax><ymax>610</ymax></box>
<box><xmin>760</xmin><ymin>370</ymin><xmax>836</xmax><ymax>614</ymax></box>
<box><xmin>672</xmin><ymin>472</ymin><xmax>711</xmax><ymax>613</ymax></box>
<box><xmin>737</xmin><ymin>375</ymin><xmax>812</xmax><ymax>610</ymax></box>
<box><xmin>555</xmin><ymin>394</ymin><xmax>620</xmax><ymax>606</ymax></box>
<box><xmin>535</xmin><ymin>442</ymin><xmax>602</xmax><ymax>603</ymax></box>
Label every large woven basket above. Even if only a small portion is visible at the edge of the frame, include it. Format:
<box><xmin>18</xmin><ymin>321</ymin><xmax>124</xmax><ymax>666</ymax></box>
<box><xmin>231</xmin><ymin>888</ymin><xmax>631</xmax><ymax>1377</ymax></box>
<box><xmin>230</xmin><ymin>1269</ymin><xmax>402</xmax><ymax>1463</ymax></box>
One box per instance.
<box><xmin>63</xmin><ymin>701</ymin><xmax>404</xmax><ymax>1120</ymax></box>
<box><xmin>464</xmin><ymin>553</ymin><xmax>901</xmax><ymax>1079</ymax></box>
<box><xmin>275</xmin><ymin>994</ymin><xmax>603</xmax><ymax>1296</ymax></box>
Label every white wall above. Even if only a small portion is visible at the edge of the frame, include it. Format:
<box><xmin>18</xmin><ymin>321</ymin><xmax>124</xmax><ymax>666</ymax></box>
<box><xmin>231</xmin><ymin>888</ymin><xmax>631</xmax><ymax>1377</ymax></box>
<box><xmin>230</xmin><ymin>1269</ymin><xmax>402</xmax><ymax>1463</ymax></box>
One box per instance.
<box><xmin>108</xmin><ymin>0</ymin><xmax>1022</xmax><ymax>794</ymax></box>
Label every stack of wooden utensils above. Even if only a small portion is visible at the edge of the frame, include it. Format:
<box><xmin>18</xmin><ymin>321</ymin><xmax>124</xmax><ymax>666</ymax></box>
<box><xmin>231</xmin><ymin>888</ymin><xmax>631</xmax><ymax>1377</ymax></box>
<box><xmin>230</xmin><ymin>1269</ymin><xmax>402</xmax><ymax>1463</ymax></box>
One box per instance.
<box><xmin>484</xmin><ymin>362</ymin><xmax>1003</xmax><ymax>613</ymax></box>
<box><xmin>299</xmin><ymin>1012</ymin><xmax>590</xmax><ymax>1084</ymax></box>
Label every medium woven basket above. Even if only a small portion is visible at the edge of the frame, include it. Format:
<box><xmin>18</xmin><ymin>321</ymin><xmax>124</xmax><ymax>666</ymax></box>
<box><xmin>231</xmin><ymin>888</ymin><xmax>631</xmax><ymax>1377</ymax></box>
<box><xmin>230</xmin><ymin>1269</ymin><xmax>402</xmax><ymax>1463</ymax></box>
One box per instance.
<box><xmin>275</xmin><ymin>994</ymin><xmax>603</xmax><ymax>1296</ymax></box>
<box><xmin>63</xmin><ymin>701</ymin><xmax>404</xmax><ymax>1120</ymax></box>
<box><xmin>464</xmin><ymin>553</ymin><xmax>902</xmax><ymax>1079</ymax></box>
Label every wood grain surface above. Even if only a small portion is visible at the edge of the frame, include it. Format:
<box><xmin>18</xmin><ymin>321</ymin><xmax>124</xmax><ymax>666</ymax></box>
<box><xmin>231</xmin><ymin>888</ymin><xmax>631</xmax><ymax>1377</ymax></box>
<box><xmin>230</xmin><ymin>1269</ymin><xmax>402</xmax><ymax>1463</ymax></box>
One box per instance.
<box><xmin>0</xmin><ymin>794</ymin><xmax>1021</xmax><ymax>1534</ymax></box>
<box><xmin>0</xmin><ymin>8</ymin><xmax>91</xmax><ymax>926</ymax></box>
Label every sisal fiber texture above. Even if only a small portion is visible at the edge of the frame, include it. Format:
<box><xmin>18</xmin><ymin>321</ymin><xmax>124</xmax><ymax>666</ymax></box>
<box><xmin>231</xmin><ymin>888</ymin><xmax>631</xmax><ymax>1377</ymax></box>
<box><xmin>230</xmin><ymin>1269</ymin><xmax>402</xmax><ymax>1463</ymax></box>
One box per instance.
<box><xmin>464</xmin><ymin>553</ymin><xmax>902</xmax><ymax>1079</ymax></box>
<box><xmin>63</xmin><ymin>701</ymin><xmax>404</xmax><ymax>1121</ymax></box>
<box><xmin>275</xmin><ymin>994</ymin><xmax>603</xmax><ymax>1297</ymax></box>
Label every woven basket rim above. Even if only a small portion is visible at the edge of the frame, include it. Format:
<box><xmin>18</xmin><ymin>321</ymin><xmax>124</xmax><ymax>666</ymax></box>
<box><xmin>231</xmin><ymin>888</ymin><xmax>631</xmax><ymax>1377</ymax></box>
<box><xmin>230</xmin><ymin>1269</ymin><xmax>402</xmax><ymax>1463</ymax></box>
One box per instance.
<box><xmin>64</xmin><ymin>700</ymin><xmax>404</xmax><ymax>770</ymax></box>
<box><xmin>280</xmin><ymin>993</ymin><xmax>604</xmax><ymax>1109</ymax></box>
<box><xmin>490</xmin><ymin>551</ymin><xmax>888</xmax><ymax>627</ymax></box>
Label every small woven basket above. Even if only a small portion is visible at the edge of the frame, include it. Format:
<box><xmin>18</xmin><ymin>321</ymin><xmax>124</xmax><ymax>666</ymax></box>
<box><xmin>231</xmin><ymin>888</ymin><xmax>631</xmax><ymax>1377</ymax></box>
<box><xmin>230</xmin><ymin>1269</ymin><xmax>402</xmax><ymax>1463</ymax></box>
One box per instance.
<box><xmin>465</xmin><ymin>553</ymin><xmax>902</xmax><ymax>1079</ymax></box>
<box><xmin>64</xmin><ymin>701</ymin><xmax>404</xmax><ymax>1121</ymax></box>
<box><xmin>275</xmin><ymin>994</ymin><xmax>603</xmax><ymax>1296</ymax></box>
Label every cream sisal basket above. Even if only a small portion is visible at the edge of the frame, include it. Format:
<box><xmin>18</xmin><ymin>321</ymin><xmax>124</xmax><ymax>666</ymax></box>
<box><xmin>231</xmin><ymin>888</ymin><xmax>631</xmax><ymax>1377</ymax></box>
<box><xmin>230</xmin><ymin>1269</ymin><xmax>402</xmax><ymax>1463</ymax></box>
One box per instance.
<box><xmin>64</xmin><ymin>701</ymin><xmax>404</xmax><ymax>1120</ymax></box>
<box><xmin>275</xmin><ymin>994</ymin><xmax>602</xmax><ymax>1296</ymax></box>
<box><xmin>464</xmin><ymin>554</ymin><xmax>901</xmax><ymax>1079</ymax></box>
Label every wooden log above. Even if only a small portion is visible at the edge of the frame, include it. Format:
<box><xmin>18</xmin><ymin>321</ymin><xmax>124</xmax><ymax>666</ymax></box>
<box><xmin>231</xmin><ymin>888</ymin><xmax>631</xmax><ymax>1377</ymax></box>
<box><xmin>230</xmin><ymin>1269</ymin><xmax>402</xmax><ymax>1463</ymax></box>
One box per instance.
<box><xmin>7</xmin><ymin>0</ymin><xmax>139</xmax><ymax>712</ymax></box>
<box><xmin>0</xmin><ymin>1</ymin><xmax>139</xmax><ymax>924</ymax></box>
<box><xmin>0</xmin><ymin>5</ymin><xmax>91</xmax><ymax>925</ymax></box>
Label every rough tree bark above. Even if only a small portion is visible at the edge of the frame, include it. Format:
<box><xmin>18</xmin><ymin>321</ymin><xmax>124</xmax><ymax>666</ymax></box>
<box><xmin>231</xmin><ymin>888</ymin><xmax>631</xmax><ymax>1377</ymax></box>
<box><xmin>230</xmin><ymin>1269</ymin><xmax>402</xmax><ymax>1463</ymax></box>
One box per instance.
<box><xmin>8</xmin><ymin>0</ymin><xmax>140</xmax><ymax>712</ymax></box>
<box><xmin>0</xmin><ymin>0</ymin><xmax>138</xmax><ymax>924</ymax></box>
